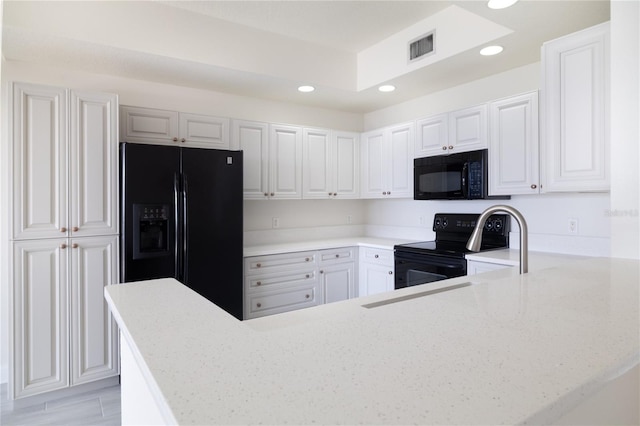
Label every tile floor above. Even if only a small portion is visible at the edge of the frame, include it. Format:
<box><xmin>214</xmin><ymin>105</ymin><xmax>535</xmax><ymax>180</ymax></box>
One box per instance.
<box><xmin>0</xmin><ymin>383</ymin><xmax>121</xmax><ymax>425</ymax></box>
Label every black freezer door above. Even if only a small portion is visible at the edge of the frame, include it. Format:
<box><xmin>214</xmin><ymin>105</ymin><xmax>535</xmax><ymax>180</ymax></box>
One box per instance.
<box><xmin>120</xmin><ymin>143</ymin><xmax>180</xmax><ymax>283</ymax></box>
<box><xmin>181</xmin><ymin>148</ymin><xmax>243</xmax><ymax>319</ymax></box>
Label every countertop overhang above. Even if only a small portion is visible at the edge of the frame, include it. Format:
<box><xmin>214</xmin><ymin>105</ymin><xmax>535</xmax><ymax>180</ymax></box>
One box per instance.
<box><xmin>105</xmin><ymin>257</ymin><xmax>640</xmax><ymax>425</ymax></box>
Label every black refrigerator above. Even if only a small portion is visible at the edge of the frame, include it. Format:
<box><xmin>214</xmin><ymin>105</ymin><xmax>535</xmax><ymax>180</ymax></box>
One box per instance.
<box><xmin>120</xmin><ymin>142</ymin><xmax>243</xmax><ymax>319</ymax></box>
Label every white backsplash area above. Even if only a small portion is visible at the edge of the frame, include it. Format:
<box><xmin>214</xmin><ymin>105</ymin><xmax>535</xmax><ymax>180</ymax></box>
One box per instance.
<box><xmin>244</xmin><ymin>193</ymin><xmax>612</xmax><ymax>257</ymax></box>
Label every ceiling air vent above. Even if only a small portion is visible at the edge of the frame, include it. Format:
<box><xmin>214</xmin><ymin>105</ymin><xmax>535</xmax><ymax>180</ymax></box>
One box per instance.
<box><xmin>408</xmin><ymin>31</ymin><xmax>435</xmax><ymax>63</ymax></box>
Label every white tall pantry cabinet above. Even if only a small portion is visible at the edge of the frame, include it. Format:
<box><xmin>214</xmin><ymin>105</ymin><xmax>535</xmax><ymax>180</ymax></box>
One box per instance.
<box><xmin>9</xmin><ymin>82</ymin><xmax>119</xmax><ymax>400</ymax></box>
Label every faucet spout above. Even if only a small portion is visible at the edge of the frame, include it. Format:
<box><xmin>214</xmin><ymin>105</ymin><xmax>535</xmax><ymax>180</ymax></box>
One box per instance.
<box><xmin>467</xmin><ymin>205</ymin><xmax>528</xmax><ymax>274</ymax></box>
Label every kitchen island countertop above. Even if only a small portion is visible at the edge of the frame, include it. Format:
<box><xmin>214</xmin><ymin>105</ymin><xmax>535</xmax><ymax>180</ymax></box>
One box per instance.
<box><xmin>105</xmin><ymin>257</ymin><xmax>639</xmax><ymax>425</ymax></box>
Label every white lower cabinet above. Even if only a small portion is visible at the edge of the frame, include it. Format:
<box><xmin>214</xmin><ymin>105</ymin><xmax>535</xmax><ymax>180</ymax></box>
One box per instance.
<box><xmin>358</xmin><ymin>247</ymin><xmax>394</xmax><ymax>297</ymax></box>
<box><xmin>244</xmin><ymin>247</ymin><xmax>357</xmax><ymax>319</ymax></box>
<box><xmin>466</xmin><ymin>260</ymin><xmax>513</xmax><ymax>276</ymax></box>
<box><xmin>318</xmin><ymin>247</ymin><xmax>357</xmax><ymax>303</ymax></box>
<box><xmin>11</xmin><ymin>236</ymin><xmax>119</xmax><ymax>399</ymax></box>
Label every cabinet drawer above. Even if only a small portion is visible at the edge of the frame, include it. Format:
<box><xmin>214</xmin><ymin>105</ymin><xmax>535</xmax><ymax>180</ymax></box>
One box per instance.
<box><xmin>245</xmin><ymin>269</ymin><xmax>316</xmax><ymax>292</ymax></box>
<box><xmin>245</xmin><ymin>251</ymin><xmax>316</xmax><ymax>275</ymax></box>
<box><xmin>360</xmin><ymin>247</ymin><xmax>393</xmax><ymax>265</ymax></box>
<box><xmin>245</xmin><ymin>285</ymin><xmax>319</xmax><ymax>319</ymax></box>
<box><xmin>318</xmin><ymin>247</ymin><xmax>356</xmax><ymax>265</ymax></box>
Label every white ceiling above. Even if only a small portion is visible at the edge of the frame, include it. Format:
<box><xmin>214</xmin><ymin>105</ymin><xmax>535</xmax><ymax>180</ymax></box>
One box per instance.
<box><xmin>2</xmin><ymin>0</ymin><xmax>610</xmax><ymax>113</ymax></box>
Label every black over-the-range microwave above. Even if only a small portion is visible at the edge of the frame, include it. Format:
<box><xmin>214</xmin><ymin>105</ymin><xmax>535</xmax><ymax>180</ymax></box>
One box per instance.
<box><xmin>414</xmin><ymin>149</ymin><xmax>509</xmax><ymax>200</ymax></box>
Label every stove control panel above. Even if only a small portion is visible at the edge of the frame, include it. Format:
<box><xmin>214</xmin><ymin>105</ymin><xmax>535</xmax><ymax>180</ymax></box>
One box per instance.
<box><xmin>433</xmin><ymin>213</ymin><xmax>510</xmax><ymax>236</ymax></box>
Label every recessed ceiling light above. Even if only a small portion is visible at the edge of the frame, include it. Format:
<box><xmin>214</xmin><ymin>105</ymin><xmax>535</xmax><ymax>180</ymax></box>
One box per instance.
<box><xmin>487</xmin><ymin>0</ymin><xmax>518</xmax><ymax>9</ymax></box>
<box><xmin>480</xmin><ymin>45</ymin><xmax>504</xmax><ymax>56</ymax></box>
<box><xmin>298</xmin><ymin>85</ymin><xmax>315</xmax><ymax>93</ymax></box>
<box><xmin>378</xmin><ymin>85</ymin><xmax>396</xmax><ymax>93</ymax></box>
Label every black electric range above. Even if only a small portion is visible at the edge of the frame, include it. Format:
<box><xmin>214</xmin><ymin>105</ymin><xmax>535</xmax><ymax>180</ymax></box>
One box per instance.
<box><xmin>394</xmin><ymin>213</ymin><xmax>510</xmax><ymax>289</ymax></box>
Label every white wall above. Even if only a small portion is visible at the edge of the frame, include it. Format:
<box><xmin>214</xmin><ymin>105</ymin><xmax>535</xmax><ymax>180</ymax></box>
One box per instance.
<box><xmin>610</xmin><ymin>0</ymin><xmax>640</xmax><ymax>259</ymax></box>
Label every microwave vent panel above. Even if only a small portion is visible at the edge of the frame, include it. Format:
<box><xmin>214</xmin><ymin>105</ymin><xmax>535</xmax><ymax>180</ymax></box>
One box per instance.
<box><xmin>409</xmin><ymin>32</ymin><xmax>435</xmax><ymax>62</ymax></box>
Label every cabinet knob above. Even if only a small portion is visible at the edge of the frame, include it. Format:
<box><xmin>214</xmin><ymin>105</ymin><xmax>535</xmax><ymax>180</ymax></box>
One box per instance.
<box><xmin>448</xmin><ymin>145</ymin><xmax>454</xmax><ymax>150</ymax></box>
<box><xmin>264</xmin><ymin>192</ymin><xmax>268</xmax><ymax>197</ymax></box>
<box><xmin>60</xmin><ymin>227</ymin><xmax>67</xmax><ymax>233</ymax></box>
<box><xmin>305</xmin><ymin>294</ymin><xmax>310</xmax><ymax>299</ymax></box>
<box><xmin>60</xmin><ymin>243</ymin><xmax>67</xmax><ymax>249</ymax></box>
<box><xmin>72</xmin><ymin>226</ymin><xmax>79</xmax><ymax>232</ymax></box>
<box><xmin>181</xmin><ymin>138</ymin><xmax>186</xmax><ymax>143</ymax></box>
<box><xmin>72</xmin><ymin>243</ymin><xmax>79</xmax><ymax>249</ymax></box>
<box><xmin>256</xmin><ymin>303</ymin><xmax>262</xmax><ymax>308</ymax></box>
<box><xmin>388</xmin><ymin>271</ymin><xmax>393</xmax><ymax>275</ymax></box>
<box><xmin>333</xmin><ymin>192</ymin><xmax>338</xmax><ymax>196</ymax></box>
<box><xmin>172</xmin><ymin>137</ymin><xmax>178</xmax><ymax>142</ymax></box>
<box><xmin>531</xmin><ymin>184</ymin><xmax>537</xmax><ymax>189</ymax></box>
<box><xmin>328</xmin><ymin>192</ymin><xmax>332</xmax><ymax>196</ymax></box>
<box><xmin>305</xmin><ymin>257</ymin><xmax>310</xmax><ymax>262</ymax></box>
<box><xmin>387</xmin><ymin>191</ymin><xmax>391</xmax><ymax>195</ymax></box>
<box><xmin>374</xmin><ymin>254</ymin><xmax>379</xmax><ymax>258</ymax></box>
<box><xmin>256</xmin><ymin>263</ymin><xmax>262</xmax><ymax>268</ymax></box>
<box><xmin>256</xmin><ymin>281</ymin><xmax>262</xmax><ymax>286</ymax></box>
<box><xmin>270</xmin><ymin>192</ymin><xmax>275</xmax><ymax>197</ymax></box>
<box><xmin>320</xmin><ymin>270</ymin><xmax>324</xmax><ymax>274</ymax></box>
<box><xmin>442</xmin><ymin>146</ymin><xmax>447</xmax><ymax>150</ymax></box>
<box><xmin>305</xmin><ymin>274</ymin><xmax>310</xmax><ymax>278</ymax></box>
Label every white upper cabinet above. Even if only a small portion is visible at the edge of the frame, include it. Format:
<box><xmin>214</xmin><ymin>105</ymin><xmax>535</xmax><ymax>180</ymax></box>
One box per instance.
<box><xmin>11</xmin><ymin>84</ymin><xmax>68</xmax><ymax>240</ymax></box>
<box><xmin>232</xmin><ymin>120</ymin><xmax>302</xmax><ymax>200</ymax></box>
<box><xmin>541</xmin><ymin>22</ymin><xmax>610</xmax><ymax>192</ymax></box>
<box><xmin>361</xmin><ymin>122</ymin><xmax>414</xmax><ymax>199</ymax></box>
<box><xmin>120</xmin><ymin>106</ymin><xmax>230</xmax><ymax>149</ymax></box>
<box><xmin>70</xmin><ymin>91</ymin><xmax>119</xmax><ymax>236</ymax></box>
<box><xmin>303</xmin><ymin>128</ymin><xmax>359</xmax><ymax>199</ymax></box>
<box><xmin>489</xmin><ymin>91</ymin><xmax>540</xmax><ymax>195</ymax></box>
<box><xmin>449</xmin><ymin>104</ymin><xmax>488</xmax><ymax>153</ymax></box>
<box><xmin>269</xmin><ymin>124</ymin><xmax>303</xmax><ymax>199</ymax></box>
<box><xmin>415</xmin><ymin>105</ymin><xmax>487</xmax><ymax>158</ymax></box>
<box><xmin>415</xmin><ymin>113</ymin><xmax>448</xmax><ymax>157</ymax></box>
<box><xmin>232</xmin><ymin>120</ymin><xmax>269</xmax><ymax>199</ymax></box>
<box><xmin>11</xmin><ymin>83</ymin><xmax>117</xmax><ymax>240</ymax></box>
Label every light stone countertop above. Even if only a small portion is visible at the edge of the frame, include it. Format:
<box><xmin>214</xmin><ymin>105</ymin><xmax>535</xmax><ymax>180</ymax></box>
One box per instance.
<box><xmin>466</xmin><ymin>248</ymin><xmax>589</xmax><ymax>270</ymax></box>
<box><xmin>105</xmin><ymin>257</ymin><xmax>640</xmax><ymax>425</ymax></box>
<box><xmin>243</xmin><ymin>237</ymin><xmax>415</xmax><ymax>257</ymax></box>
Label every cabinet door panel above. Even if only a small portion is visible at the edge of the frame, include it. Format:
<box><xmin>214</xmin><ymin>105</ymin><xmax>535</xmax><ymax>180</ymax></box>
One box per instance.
<box><xmin>70</xmin><ymin>236</ymin><xmax>120</xmax><ymax>385</ymax></box>
<box><xmin>12</xmin><ymin>239</ymin><xmax>69</xmax><ymax>399</ymax></box>
<box><xmin>334</xmin><ymin>132</ymin><xmax>359</xmax><ymax>198</ymax></box>
<box><xmin>489</xmin><ymin>92</ymin><xmax>539</xmax><ymax>195</ymax></box>
<box><xmin>416</xmin><ymin>114</ymin><xmax>448</xmax><ymax>157</ymax></box>
<box><xmin>360</xmin><ymin>263</ymin><xmax>393</xmax><ymax>297</ymax></box>
<box><xmin>449</xmin><ymin>105</ymin><xmax>487</xmax><ymax>153</ymax></box>
<box><xmin>541</xmin><ymin>22</ymin><xmax>609</xmax><ymax>192</ymax></box>
<box><xmin>321</xmin><ymin>263</ymin><xmax>355</xmax><ymax>304</ymax></box>
<box><xmin>302</xmin><ymin>128</ymin><xmax>332</xmax><ymax>199</ymax></box>
<box><xmin>180</xmin><ymin>113</ymin><xmax>230</xmax><ymax>149</ymax></box>
<box><xmin>270</xmin><ymin>125</ymin><xmax>302</xmax><ymax>199</ymax></box>
<box><xmin>232</xmin><ymin>120</ymin><xmax>269</xmax><ymax>199</ymax></box>
<box><xmin>388</xmin><ymin>123</ymin><xmax>414</xmax><ymax>198</ymax></box>
<box><xmin>70</xmin><ymin>92</ymin><xmax>118</xmax><ymax>236</ymax></box>
<box><xmin>12</xmin><ymin>83</ymin><xmax>68</xmax><ymax>240</ymax></box>
<box><xmin>120</xmin><ymin>106</ymin><xmax>178</xmax><ymax>145</ymax></box>
<box><xmin>360</xmin><ymin>130</ymin><xmax>385</xmax><ymax>198</ymax></box>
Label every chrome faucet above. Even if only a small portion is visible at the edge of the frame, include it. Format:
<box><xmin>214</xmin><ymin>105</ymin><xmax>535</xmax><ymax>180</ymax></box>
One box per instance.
<box><xmin>467</xmin><ymin>205</ymin><xmax>528</xmax><ymax>274</ymax></box>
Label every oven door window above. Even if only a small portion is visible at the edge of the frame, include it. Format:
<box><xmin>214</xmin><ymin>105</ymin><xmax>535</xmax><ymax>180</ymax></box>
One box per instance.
<box><xmin>395</xmin><ymin>253</ymin><xmax>466</xmax><ymax>289</ymax></box>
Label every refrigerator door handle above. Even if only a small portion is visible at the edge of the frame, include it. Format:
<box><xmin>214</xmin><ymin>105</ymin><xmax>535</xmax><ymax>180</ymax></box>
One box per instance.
<box><xmin>173</xmin><ymin>172</ymin><xmax>181</xmax><ymax>281</ymax></box>
<box><xmin>182</xmin><ymin>173</ymin><xmax>189</xmax><ymax>284</ymax></box>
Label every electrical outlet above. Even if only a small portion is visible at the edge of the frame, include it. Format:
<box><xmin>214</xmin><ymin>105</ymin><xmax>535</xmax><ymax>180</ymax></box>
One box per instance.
<box><xmin>568</xmin><ymin>218</ymin><xmax>578</xmax><ymax>234</ymax></box>
<box><xmin>419</xmin><ymin>216</ymin><xmax>426</xmax><ymax>226</ymax></box>
<box><xmin>272</xmin><ymin>217</ymin><xmax>280</xmax><ymax>229</ymax></box>
<box><xmin>347</xmin><ymin>215</ymin><xmax>352</xmax><ymax>224</ymax></box>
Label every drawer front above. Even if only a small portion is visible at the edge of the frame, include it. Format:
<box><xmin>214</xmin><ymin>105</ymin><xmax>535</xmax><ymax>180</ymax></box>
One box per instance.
<box><xmin>245</xmin><ymin>251</ymin><xmax>316</xmax><ymax>275</ymax></box>
<box><xmin>360</xmin><ymin>247</ymin><xmax>393</xmax><ymax>266</ymax></box>
<box><xmin>245</xmin><ymin>269</ymin><xmax>316</xmax><ymax>292</ymax></box>
<box><xmin>318</xmin><ymin>247</ymin><xmax>356</xmax><ymax>265</ymax></box>
<box><xmin>245</xmin><ymin>285</ymin><xmax>319</xmax><ymax>319</ymax></box>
